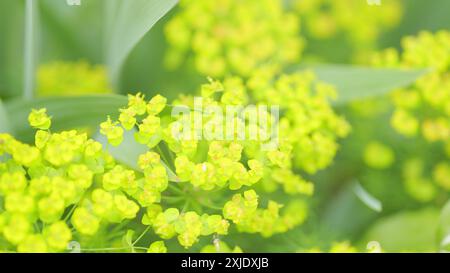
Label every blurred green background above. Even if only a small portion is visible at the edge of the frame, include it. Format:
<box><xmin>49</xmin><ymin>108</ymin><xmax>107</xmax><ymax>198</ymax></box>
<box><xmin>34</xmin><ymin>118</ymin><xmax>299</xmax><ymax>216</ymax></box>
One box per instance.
<box><xmin>0</xmin><ymin>0</ymin><xmax>449</xmax><ymax>252</ymax></box>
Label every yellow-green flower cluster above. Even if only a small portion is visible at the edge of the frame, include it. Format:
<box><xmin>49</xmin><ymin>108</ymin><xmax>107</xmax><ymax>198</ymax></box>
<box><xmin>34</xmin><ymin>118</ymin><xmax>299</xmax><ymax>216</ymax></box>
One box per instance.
<box><xmin>292</xmin><ymin>0</ymin><xmax>403</xmax><ymax>61</ymax></box>
<box><xmin>248</xmin><ymin>69</ymin><xmax>350</xmax><ymax>175</ymax></box>
<box><xmin>363</xmin><ymin>141</ymin><xmax>395</xmax><ymax>169</ymax></box>
<box><xmin>401</xmin><ymin>158</ymin><xmax>449</xmax><ymax>202</ymax></box>
<box><xmin>142</xmin><ymin>205</ymin><xmax>229</xmax><ymax>248</ymax></box>
<box><xmin>0</xmin><ymin>109</ymin><xmax>147</xmax><ymax>252</ymax></box>
<box><xmin>369</xmin><ymin>31</ymin><xmax>450</xmax><ymax>201</ymax></box>
<box><xmin>224</xmin><ymin>191</ymin><xmax>308</xmax><ymax>238</ymax></box>
<box><xmin>164</xmin><ymin>0</ymin><xmax>303</xmax><ymax>78</ymax></box>
<box><xmin>147</xmin><ymin>240</ymin><xmax>167</xmax><ymax>253</ymax></box>
<box><xmin>164</xmin><ymin>1</ymin><xmax>349</xmax><ymax>198</ymax></box>
<box><xmin>101</xmin><ymin>79</ymin><xmax>325</xmax><ymax>243</ymax></box>
<box><xmin>371</xmin><ymin>31</ymin><xmax>450</xmax><ymax>144</ymax></box>
<box><xmin>106</xmin><ymin>84</ymin><xmax>317</xmax><ymax>196</ymax></box>
<box><xmin>36</xmin><ymin>60</ymin><xmax>112</xmax><ymax>97</ymax></box>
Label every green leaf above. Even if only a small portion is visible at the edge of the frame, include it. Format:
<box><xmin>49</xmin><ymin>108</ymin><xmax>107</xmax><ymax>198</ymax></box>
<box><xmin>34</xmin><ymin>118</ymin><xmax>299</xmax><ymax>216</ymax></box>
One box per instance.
<box><xmin>122</xmin><ymin>229</ymin><xmax>136</xmax><ymax>252</ymax></box>
<box><xmin>320</xmin><ymin>182</ymin><xmax>379</xmax><ymax>240</ymax></box>
<box><xmin>94</xmin><ymin>129</ymin><xmax>179</xmax><ymax>182</ymax></box>
<box><xmin>105</xmin><ymin>0</ymin><xmax>178</xmax><ymax>86</ymax></box>
<box><xmin>0</xmin><ymin>99</ymin><xmax>11</xmax><ymax>133</ymax></box>
<box><xmin>360</xmin><ymin>208</ymin><xmax>440</xmax><ymax>252</ymax></box>
<box><xmin>295</xmin><ymin>64</ymin><xmax>428</xmax><ymax>105</ymax></box>
<box><xmin>0</xmin><ymin>0</ymin><xmax>25</xmax><ymax>98</ymax></box>
<box><xmin>437</xmin><ymin>199</ymin><xmax>450</xmax><ymax>251</ymax></box>
<box><xmin>4</xmin><ymin>95</ymin><xmax>128</xmax><ymax>142</ymax></box>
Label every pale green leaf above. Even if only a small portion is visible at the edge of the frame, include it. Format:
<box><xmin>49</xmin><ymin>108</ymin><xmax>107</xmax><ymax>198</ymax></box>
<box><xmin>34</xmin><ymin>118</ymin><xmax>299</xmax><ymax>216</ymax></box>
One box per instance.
<box><xmin>5</xmin><ymin>94</ymin><xmax>128</xmax><ymax>141</ymax></box>
<box><xmin>105</xmin><ymin>0</ymin><xmax>178</xmax><ymax>85</ymax></box>
<box><xmin>360</xmin><ymin>208</ymin><xmax>439</xmax><ymax>252</ymax></box>
<box><xmin>293</xmin><ymin>64</ymin><xmax>428</xmax><ymax>105</ymax></box>
<box><xmin>437</xmin><ymin>199</ymin><xmax>450</xmax><ymax>251</ymax></box>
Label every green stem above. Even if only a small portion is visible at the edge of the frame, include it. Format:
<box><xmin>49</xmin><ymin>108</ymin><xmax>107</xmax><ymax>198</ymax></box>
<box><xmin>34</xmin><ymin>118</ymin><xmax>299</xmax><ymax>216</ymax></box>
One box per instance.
<box><xmin>155</xmin><ymin>145</ymin><xmax>172</xmax><ymax>167</ymax></box>
<box><xmin>132</xmin><ymin>226</ymin><xmax>151</xmax><ymax>246</ymax></box>
<box><xmin>168</xmin><ymin>183</ymin><xmax>185</xmax><ymax>195</ymax></box>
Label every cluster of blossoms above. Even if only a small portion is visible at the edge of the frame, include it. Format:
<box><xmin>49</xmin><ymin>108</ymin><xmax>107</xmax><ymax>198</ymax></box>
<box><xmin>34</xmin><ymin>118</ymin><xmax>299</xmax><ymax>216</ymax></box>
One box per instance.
<box><xmin>363</xmin><ymin>141</ymin><xmax>395</xmax><ymax>170</ymax></box>
<box><xmin>0</xmin><ymin>0</ymin><xmax>355</xmax><ymax>252</ymax></box>
<box><xmin>247</xmin><ymin>68</ymin><xmax>350</xmax><ymax>175</ymax></box>
<box><xmin>0</xmin><ymin>109</ymin><xmax>154</xmax><ymax>252</ymax></box>
<box><xmin>400</xmin><ymin>157</ymin><xmax>449</xmax><ymax>202</ymax></box>
<box><xmin>164</xmin><ymin>0</ymin><xmax>303</xmax><ymax>78</ymax></box>
<box><xmin>292</xmin><ymin>0</ymin><xmax>403</xmax><ymax>61</ymax></box>
<box><xmin>163</xmin><ymin>0</ymin><xmax>350</xmax><ymax>183</ymax></box>
<box><xmin>0</xmin><ymin>19</ymin><xmax>350</xmax><ymax>256</ymax></box>
<box><xmin>101</xmin><ymin>79</ymin><xmax>318</xmax><ymax>246</ymax></box>
<box><xmin>370</xmin><ymin>31</ymin><xmax>450</xmax><ymax>201</ymax></box>
<box><xmin>37</xmin><ymin>60</ymin><xmax>112</xmax><ymax>97</ymax></box>
<box><xmin>371</xmin><ymin>31</ymin><xmax>450</xmax><ymax>142</ymax></box>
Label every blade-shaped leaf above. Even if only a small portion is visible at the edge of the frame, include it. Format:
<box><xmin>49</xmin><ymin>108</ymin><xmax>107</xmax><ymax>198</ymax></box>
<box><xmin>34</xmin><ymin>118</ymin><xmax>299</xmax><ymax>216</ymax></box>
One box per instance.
<box><xmin>0</xmin><ymin>0</ymin><xmax>25</xmax><ymax>98</ymax></box>
<box><xmin>105</xmin><ymin>0</ymin><xmax>178</xmax><ymax>85</ymax></box>
<box><xmin>438</xmin><ymin>199</ymin><xmax>450</xmax><ymax>251</ymax></box>
<box><xmin>292</xmin><ymin>64</ymin><xmax>428</xmax><ymax>105</ymax></box>
<box><xmin>5</xmin><ymin>94</ymin><xmax>128</xmax><ymax>142</ymax></box>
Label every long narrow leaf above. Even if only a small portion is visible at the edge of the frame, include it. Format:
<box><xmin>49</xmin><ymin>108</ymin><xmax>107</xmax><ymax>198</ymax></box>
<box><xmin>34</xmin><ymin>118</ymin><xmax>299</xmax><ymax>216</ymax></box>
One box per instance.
<box><xmin>291</xmin><ymin>64</ymin><xmax>428</xmax><ymax>105</ymax></box>
<box><xmin>105</xmin><ymin>0</ymin><xmax>178</xmax><ymax>86</ymax></box>
<box><xmin>5</xmin><ymin>94</ymin><xmax>127</xmax><ymax>141</ymax></box>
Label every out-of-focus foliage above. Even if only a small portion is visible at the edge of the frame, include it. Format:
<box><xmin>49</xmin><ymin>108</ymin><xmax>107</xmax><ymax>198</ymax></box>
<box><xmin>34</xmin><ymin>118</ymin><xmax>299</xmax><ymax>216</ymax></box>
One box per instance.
<box><xmin>360</xmin><ymin>208</ymin><xmax>440</xmax><ymax>252</ymax></box>
<box><xmin>291</xmin><ymin>0</ymin><xmax>403</xmax><ymax>62</ymax></box>
<box><xmin>37</xmin><ymin>61</ymin><xmax>112</xmax><ymax>96</ymax></box>
<box><xmin>0</xmin><ymin>0</ymin><xmax>449</xmax><ymax>253</ymax></box>
<box><xmin>367</xmin><ymin>31</ymin><xmax>450</xmax><ymax>203</ymax></box>
<box><xmin>372</xmin><ymin>31</ymin><xmax>450</xmax><ymax>143</ymax></box>
<box><xmin>164</xmin><ymin>0</ymin><xmax>303</xmax><ymax>78</ymax></box>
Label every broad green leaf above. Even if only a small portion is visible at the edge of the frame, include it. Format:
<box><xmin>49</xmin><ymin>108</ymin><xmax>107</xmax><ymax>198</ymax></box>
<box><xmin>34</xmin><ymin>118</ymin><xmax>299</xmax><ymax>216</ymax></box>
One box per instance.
<box><xmin>105</xmin><ymin>0</ymin><xmax>178</xmax><ymax>86</ymax></box>
<box><xmin>27</xmin><ymin>0</ymin><xmax>178</xmax><ymax>90</ymax></box>
<box><xmin>294</xmin><ymin>64</ymin><xmax>428</xmax><ymax>105</ymax></box>
<box><xmin>5</xmin><ymin>94</ymin><xmax>127</xmax><ymax>142</ymax></box>
<box><xmin>360</xmin><ymin>208</ymin><xmax>440</xmax><ymax>252</ymax></box>
<box><xmin>38</xmin><ymin>0</ymin><xmax>105</xmax><ymax>62</ymax></box>
<box><xmin>0</xmin><ymin>99</ymin><xmax>11</xmax><ymax>133</ymax></box>
<box><xmin>94</xmin><ymin>129</ymin><xmax>179</xmax><ymax>182</ymax></box>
